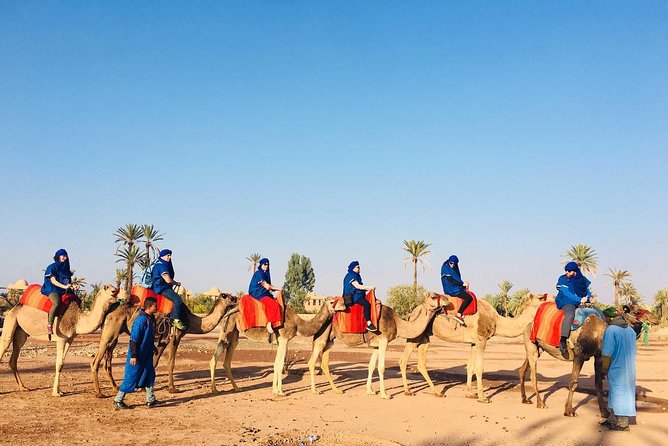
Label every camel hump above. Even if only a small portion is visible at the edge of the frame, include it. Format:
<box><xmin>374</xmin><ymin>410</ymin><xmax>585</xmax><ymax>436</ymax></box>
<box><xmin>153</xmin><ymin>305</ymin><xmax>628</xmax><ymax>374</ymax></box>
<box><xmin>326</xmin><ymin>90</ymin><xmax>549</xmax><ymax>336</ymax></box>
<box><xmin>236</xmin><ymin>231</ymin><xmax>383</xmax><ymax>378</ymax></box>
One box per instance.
<box><xmin>333</xmin><ymin>290</ymin><xmax>380</xmax><ymax>333</ymax></box>
<box><xmin>238</xmin><ymin>292</ymin><xmax>285</xmax><ymax>331</ymax></box>
<box><xmin>130</xmin><ymin>285</ymin><xmax>173</xmax><ymax>315</ymax></box>
<box><xmin>438</xmin><ymin>291</ymin><xmax>478</xmax><ymax>316</ymax></box>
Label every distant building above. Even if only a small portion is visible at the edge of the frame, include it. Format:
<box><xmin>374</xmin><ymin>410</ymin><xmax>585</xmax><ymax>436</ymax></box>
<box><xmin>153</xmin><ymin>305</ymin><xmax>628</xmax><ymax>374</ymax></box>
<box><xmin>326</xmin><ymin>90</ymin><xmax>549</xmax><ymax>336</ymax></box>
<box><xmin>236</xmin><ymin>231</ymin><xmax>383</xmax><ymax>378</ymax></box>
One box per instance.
<box><xmin>303</xmin><ymin>291</ymin><xmax>334</xmax><ymax>313</ymax></box>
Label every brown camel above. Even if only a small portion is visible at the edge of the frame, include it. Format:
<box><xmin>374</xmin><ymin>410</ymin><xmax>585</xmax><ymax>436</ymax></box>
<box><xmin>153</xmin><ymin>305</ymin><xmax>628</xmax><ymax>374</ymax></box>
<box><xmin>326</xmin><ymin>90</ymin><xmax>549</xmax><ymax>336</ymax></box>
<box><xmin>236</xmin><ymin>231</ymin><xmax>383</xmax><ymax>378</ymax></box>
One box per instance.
<box><xmin>399</xmin><ymin>292</ymin><xmax>551</xmax><ymax>402</ymax></box>
<box><xmin>91</xmin><ymin>292</ymin><xmax>237</xmax><ymax>396</ymax></box>
<box><xmin>209</xmin><ymin>299</ymin><xmax>335</xmax><ymax>396</ymax></box>
<box><xmin>519</xmin><ymin>304</ymin><xmax>658</xmax><ymax>417</ymax></box>
<box><xmin>0</xmin><ymin>284</ymin><xmax>118</xmax><ymax>396</ymax></box>
<box><xmin>307</xmin><ymin>292</ymin><xmax>441</xmax><ymax>399</ymax></box>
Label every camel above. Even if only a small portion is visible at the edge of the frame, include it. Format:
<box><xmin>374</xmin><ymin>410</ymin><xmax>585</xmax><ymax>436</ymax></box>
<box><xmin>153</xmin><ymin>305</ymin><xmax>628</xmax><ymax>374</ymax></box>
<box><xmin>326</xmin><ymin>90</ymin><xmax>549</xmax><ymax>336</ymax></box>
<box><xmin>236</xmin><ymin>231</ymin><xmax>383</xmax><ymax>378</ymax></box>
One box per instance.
<box><xmin>399</xmin><ymin>292</ymin><xmax>551</xmax><ymax>402</ymax></box>
<box><xmin>0</xmin><ymin>284</ymin><xmax>118</xmax><ymax>396</ymax></box>
<box><xmin>209</xmin><ymin>299</ymin><xmax>335</xmax><ymax>396</ymax></box>
<box><xmin>519</xmin><ymin>304</ymin><xmax>658</xmax><ymax>417</ymax></box>
<box><xmin>306</xmin><ymin>292</ymin><xmax>441</xmax><ymax>399</ymax></box>
<box><xmin>91</xmin><ymin>292</ymin><xmax>238</xmax><ymax>396</ymax></box>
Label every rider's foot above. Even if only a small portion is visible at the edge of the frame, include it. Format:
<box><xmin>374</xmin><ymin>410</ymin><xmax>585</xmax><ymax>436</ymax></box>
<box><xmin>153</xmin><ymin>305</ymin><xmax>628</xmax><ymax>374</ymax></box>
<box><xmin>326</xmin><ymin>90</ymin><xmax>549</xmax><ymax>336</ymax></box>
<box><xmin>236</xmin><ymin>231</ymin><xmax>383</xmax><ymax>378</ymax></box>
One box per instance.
<box><xmin>173</xmin><ymin>319</ymin><xmax>186</xmax><ymax>331</ymax></box>
<box><xmin>366</xmin><ymin>321</ymin><xmax>378</xmax><ymax>332</ymax></box>
<box><xmin>47</xmin><ymin>325</ymin><xmax>53</xmax><ymax>335</ymax></box>
<box><xmin>559</xmin><ymin>337</ymin><xmax>569</xmax><ymax>358</ymax></box>
<box><xmin>453</xmin><ymin>313</ymin><xmax>465</xmax><ymax>326</ymax></box>
<box><xmin>266</xmin><ymin>322</ymin><xmax>274</xmax><ymax>334</ymax></box>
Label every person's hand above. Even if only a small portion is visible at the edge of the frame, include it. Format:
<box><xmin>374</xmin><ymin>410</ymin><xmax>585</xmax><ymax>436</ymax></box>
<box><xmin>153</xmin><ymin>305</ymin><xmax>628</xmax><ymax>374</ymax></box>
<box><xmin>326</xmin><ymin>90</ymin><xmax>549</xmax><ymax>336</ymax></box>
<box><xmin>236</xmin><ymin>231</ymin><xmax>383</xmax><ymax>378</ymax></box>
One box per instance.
<box><xmin>580</xmin><ymin>297</ymin><xmax>588</xmax><ymax>304</ymax></box>
<box><xmin>589</xmin><ymin>296</ymin><xmax>596</xmax><ymax>304</ymax></box>
<box><xmin>130</xmin><ymin>358</ymin><xmax>137</xmax><ymax>366</ymax></box>
<box><xmin>464</xmin><ymin>281</ymin><xmax>470</xmax><ymax>289</ymax></box>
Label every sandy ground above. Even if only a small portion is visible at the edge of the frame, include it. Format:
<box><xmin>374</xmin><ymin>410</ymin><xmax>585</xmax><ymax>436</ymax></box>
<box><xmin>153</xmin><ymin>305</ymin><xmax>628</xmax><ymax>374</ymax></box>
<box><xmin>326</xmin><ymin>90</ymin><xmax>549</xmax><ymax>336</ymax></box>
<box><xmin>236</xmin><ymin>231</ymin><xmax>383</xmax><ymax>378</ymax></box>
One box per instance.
<box><xmin>1</xmin><ymin>331</ymin><xmax>667</xmax><ymax>446</ymax></box>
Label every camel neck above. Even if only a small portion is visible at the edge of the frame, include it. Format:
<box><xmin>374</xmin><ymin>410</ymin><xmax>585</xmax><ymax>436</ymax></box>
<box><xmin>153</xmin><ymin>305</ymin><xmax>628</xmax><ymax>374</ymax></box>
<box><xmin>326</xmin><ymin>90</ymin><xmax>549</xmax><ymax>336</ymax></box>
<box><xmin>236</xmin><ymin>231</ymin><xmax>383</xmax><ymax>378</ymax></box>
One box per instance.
<box><xmin>186</xmin><ymin>298</ymin><xmax>233</xmax><ymax>334</ymax></box>
<box><xmin>75</xmin><ymin>293</ymin><xmax>112</xmax><ymax>334</ymax></box>
<box><xmin>296</xmin><ymin>302</ymin><xmax>333</xmax><ymax>337</ymax></box>
<box><xmin>494</xmin><ymin>303</ymin><xmax>538</xmax><ymax>337</ymax></box>
<box><xmin>394</xmin><ymin>305</ymin><xmax>436</xmax><ymax>339</ymax></box>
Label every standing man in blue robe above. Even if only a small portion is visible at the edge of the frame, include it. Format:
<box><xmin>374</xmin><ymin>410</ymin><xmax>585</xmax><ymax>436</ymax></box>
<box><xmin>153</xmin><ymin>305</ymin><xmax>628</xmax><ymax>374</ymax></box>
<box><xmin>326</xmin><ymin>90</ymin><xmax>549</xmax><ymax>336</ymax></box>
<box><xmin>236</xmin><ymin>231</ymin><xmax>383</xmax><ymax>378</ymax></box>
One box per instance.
<box><xmin>114</xmin><ymin>297</ymin><xmax>159</xmax><ymax>409</ymax></box>
<box><xmin>601</xmin><ymin>314</ymin><xmax>637</xmax><ymax>431</ymax></box>
<box><xmin>151</xmin><ymin>249</ymin><xmax>186</xmax><ymax>331</ymax></box>
<box><xmin>556</xmin><ymin>261</ymin><xmax>593</xmax><ymax>357</ymax></box>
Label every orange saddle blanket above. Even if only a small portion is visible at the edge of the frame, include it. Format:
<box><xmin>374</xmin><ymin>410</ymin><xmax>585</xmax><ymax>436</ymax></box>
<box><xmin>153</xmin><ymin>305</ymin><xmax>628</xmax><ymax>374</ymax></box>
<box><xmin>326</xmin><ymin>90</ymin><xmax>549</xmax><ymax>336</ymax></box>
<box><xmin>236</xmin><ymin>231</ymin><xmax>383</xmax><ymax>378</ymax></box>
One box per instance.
<box><xmin>238</xmin><ymin>291</ymin><xmax>286</xmax><ymax>331</ymax></box>
<box><xmin>130</xmin><ymin>285</ymin><xmax>174</xmax><ymax>315</ymax></box>
<box><xmin>333</xmin><ymin>290</ymin><xmax>381</xmax><ymax>334</ymax></box>
<box><xmin>438</xmin><ymin>290</ymin><xmax>478</xmax><ymax>316</ymax></box>
<box><xmin>529</xmin><ymin>302</ymin><xmax>565</xmax><ymax>347</ymax></box>
<box><xmin>20</xmin><ymin>284</ymin><xmax>81</xmax><ymax>316</ymax></box>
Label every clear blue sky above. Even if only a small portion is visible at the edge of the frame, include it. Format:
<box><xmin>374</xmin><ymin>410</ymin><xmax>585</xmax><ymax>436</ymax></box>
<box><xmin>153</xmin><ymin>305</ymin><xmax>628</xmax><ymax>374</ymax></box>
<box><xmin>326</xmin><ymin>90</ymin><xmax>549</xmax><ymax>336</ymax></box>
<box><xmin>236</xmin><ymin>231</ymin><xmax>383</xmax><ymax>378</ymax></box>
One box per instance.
<box><xmin>2</xmin><ymin>2</ymin><xmax>667</xmax><ymax>304</ymax></box>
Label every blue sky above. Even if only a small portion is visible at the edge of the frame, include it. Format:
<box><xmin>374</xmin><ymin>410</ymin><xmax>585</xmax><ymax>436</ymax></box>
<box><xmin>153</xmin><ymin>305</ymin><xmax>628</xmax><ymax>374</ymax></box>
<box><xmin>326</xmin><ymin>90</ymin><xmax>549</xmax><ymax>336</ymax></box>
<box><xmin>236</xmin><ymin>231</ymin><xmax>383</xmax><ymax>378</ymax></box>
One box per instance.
<box><xmin>1</xmin><ymin>2</ymin><xmax>667</xmax><ymax>304</ymax></box>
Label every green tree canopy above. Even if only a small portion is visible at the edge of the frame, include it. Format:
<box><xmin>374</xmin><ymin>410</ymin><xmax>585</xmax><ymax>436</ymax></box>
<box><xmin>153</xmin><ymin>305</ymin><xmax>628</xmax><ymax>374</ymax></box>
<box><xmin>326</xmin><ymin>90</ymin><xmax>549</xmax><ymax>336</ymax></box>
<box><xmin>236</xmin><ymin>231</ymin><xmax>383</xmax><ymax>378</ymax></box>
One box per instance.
<box><xmin>246</xmin><ymin>253</ymin><xmax>262</xmax><ymax>272</ymax></box>
<box><xmin>387</xmin><ymin>284</ymin><xmax>427</xmax><ymax>318</ymax></box>
<box><xmin>284</xmin><ymin>253</ymin><xmax>316</xmax><ymax>313</ymax></box>
<box><xmin>564</xmin><ymin>243</ymin><xmax>598</xmax><ymax>274</ymax></box>
<box><xmin>508</xmin><ymin>287</ymin><xmax>531</xmax><ymax>317</ymax></box>
<box><xmin>496</xmin><ymin>280</ymin><xmax>514</xmax><ymax>316</ymax></box>
<box><xmin>654</xmin><ymin>289</ymin><xmax>668</xmax><ymax>326</ymax></box>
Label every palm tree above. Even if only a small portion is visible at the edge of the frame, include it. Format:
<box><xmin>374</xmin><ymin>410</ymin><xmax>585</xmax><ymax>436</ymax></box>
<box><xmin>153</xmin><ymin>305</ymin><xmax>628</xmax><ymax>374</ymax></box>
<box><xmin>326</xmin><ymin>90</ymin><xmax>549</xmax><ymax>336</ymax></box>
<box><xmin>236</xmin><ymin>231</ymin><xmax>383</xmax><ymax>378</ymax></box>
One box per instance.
<box><xmin>508</xmin><ymin>287</ymin><xmax>531</xmax><ymax>317</ymax></box>
<box><xmin>496</xmin><ymin>280</ymin><xmax>514</xmax><ymax>316</ymax></box>
<box><xmin>114</xmin><ymin>268</ymin><xmax>125</xmax><ymax>291</ymax></box>
<box><xmin>619</xmin><ymin>282</ymin><xmax>641</xmax><ymax>306</ymax></box>
<box><xmin>605</xmin><ymin>268</ymin><xmax>631</xmax><ymax>309</ymax></box>
<box><xmin>141</xmin><ymin>224</ymin><xmax>164</xmax><ymax>265</ymax></box>
<box><xmin>115</xmin><ymin>245</ymin><xmax>142</xmax><ymax>292</ymax></box>
<box><xmin>246</xmin><ymin>253</ymin><xmax>262</xmax><ymax>272</ymax></box>
<box><xmin>564</xmin><ymin>244</ymin><xmax>598</xmax><ymax>274</ymax></box>
<box><xmin>402</xmin><ymin>240</ymin><xmax>432</xmax><ymax>298</ymax></box>
<box><xmin>654</xmin><ymin>289</ymin><xmax>668</xmax><ymax>326</ymax></box>
<box><xmin>114</xmin><ymin>224</ymin><xmax>142</xmax><ymax>292</ymax></box>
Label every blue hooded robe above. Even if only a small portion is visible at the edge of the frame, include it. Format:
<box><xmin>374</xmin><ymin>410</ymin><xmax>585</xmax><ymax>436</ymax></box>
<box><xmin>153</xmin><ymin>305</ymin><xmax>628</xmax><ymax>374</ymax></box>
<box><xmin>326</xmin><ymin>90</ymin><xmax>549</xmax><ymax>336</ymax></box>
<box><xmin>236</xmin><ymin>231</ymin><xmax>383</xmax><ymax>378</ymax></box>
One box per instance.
<box><xmin>119</xmin><ymin>309</ymin><xmax>156</xmax><ymax>392</ymax></box>
<box><xmin>249</xmin><ymin>258</ymin><xmax>273</xmax><ymax>300</ymax></box>
<box><xmin>151</xmin><ymin>250</ymin><xmax>175</xmax><ymax>294</ymax></box>
<box><xmin>556</xmin><ymin>264</ymin><xmax>592</xmax><ymax>309</ymax></box>
<box><xmin>441</xmin><ymin>255</ymin><xmax>465</xmax><ymax>296</ymax></box>
<box><xmin>41</xmin><ymin>249</ymin><xmax>73</xmax><ymax>296</ymax></box>
<box><xmin>342</xmin><ymin>261</ymin><xmax>366</xmax><ymax>303</ymax></box>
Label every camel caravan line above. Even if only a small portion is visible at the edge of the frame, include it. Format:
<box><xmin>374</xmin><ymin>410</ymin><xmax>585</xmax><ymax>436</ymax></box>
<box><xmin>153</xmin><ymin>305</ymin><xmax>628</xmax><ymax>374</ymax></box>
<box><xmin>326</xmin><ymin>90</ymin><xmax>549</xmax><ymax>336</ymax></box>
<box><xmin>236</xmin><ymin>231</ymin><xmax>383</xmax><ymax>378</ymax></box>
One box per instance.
<box><xmin>0</xmin><ymin>281</ymin><xmax>657</xmax><ymax>419</ymax></box>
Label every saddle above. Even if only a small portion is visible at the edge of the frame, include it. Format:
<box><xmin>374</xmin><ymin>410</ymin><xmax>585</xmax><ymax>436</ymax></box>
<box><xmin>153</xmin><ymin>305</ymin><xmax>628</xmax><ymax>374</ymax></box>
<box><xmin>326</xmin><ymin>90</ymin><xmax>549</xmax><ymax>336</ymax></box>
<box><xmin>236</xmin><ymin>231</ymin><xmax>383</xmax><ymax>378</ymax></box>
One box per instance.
<box><xmin>130</xmin><ymin>285</ymin><xmax>174</xmax><ymax>315</ymax></box>
<box><xmin>530</xmin><ymin>302</ymin><xmax>605</xmax><ymax>346</ymax></box>
<box><xmin>333</xmin><ymin>290</ymin><xmax>381</xmax><ymax>334</ymax></box>
<box><xmin>19</xmin><ymin>284</ymin><xmax>81</xmax><ymax>317</ymax></box>
<box><xmin>238</xmin><ymin>291</ymin><xmax>286</xmax><ymax>331</ymax></box>
<box><xmin>436</xmin><ymin>291</ymin><xmax>478</xmax><ymax>316</ymax></box>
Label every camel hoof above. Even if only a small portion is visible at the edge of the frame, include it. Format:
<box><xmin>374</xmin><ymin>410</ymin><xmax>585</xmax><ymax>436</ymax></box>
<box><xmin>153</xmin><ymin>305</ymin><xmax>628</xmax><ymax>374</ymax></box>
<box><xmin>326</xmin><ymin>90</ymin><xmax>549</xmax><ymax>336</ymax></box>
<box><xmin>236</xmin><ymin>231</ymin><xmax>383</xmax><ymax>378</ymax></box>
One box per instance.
<box><xmin>333</xmin><ymin>388</ymin><xmax>344</xmax><ymax>395</ymax></box>
<box><xmin>537</xmin><ymin>404</ymin><xmax>547</xmax><ymax>409</ymax></box>
<box><xmin>404</xmin><ymin>391</ymin><xmax>415</xmax><ymax>397</ymax></box>
<box><xmin>311</xmin><ymin>389</ymin><xmax>322</xmax><ymax>395</ymax></box>
<box><xmin>210</xmin><ymin>387</ymin><xmax>219</xmax><ymax>394</ymax></box>
<box><xmin>51</xmin><ymin>392</ymin><xmax>63</xmax><ymax>397</ymax></box>
<box><xmin>564</xmin><ymin>411</ymin><xmax>577</xmax><ymax>417</ymax></box>
<box><xmin>366</xmin><ymin>390</ymin><xmax>378</xmax><ymax>396</ymax></box>
<box><xmin>232</xmin><ymin>386</ymin><xmax>241</xmax><ymax>393</ymax></box>
<box><xmin>601</xmin><ymin>410</ymin><xmax>611</xmax><ymax>419</ymax></box>
<box><xmin>478</xmin><ymin>397</ymin><xmax>491</xmax><ymax>404</ymax></box>
<box><xmin>168</xmin><ymin>388</ymin><xmax>178</xmax><ymax>394</ymax></box>
<box><xmin>380</xmin><ymin>393</ymin><xmax>392</xmax><ymax>400</ymax></box>
<box><xmin>274</xmin><ymin>392</ymin><xmax>286</xmax><ymax>398</ymax></box>
<box><xmin>19</xmin><ymin>387</ymin><xmax>30</xmax><ymax>392</ymax></box>
<box><xmin>465</xmin><ymin>392</ymin><xmax>478</xmax><ymax>399</ymax></box>
<box><xmin>435</xmin><ymin>392</ymin><xmax>445</xmax><ymax>399</ymax></box>
<box><xmin>522</xmin><ymin>399</ymin><xmax>533</xmax><ymax>405</ymax></box>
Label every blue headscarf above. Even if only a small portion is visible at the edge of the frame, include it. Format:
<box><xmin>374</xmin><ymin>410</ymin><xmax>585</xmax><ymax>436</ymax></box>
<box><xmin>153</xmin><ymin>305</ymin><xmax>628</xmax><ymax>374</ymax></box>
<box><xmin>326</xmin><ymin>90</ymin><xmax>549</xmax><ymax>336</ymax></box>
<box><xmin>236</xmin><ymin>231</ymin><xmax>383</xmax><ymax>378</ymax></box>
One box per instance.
<box><xmin>258</xmin><ymin>258</ymin><xmax>271</xmax><ymax>284</ymax></box>
<box><xmin>347</xmin><ymin>261</ymin><xmax>362</xmax><ymax>283</ymax></box>
<box><xmin>157</xmin><ymin>249</ymin><xmax>175</xmax><ymax>279</ymax></box>
<box><xmin>53</xmin><ymin>248</ymin><xmax>72</xmax><ymax>279</ymax></box>
<box><xmin>446</xmin><ymin>255</ymin><xmax>462</xmax><ymax>278</ymax></box>
<box><xmin>564</xmin><ymin>262</ymin><xmax>588</xmax><ymax>297</ymax></box>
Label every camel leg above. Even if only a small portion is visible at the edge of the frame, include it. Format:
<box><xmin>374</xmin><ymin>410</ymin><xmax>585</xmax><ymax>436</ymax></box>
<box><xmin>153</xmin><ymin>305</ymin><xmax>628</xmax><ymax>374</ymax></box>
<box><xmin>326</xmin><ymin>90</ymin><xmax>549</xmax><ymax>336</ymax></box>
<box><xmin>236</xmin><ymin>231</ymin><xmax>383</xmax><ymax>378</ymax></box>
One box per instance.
<box><xmin>91</xmin><ymin>336</ymin><xmax>118</xmax><ymax>397</ymax></box>
<box><xmin>166</xmin><ymin>332</ymin><xmax>184</xmax><ymax>393</ymax></box>
<box><xmin>272</xmin><ymin>336</ymin><xmax>288</xmax><ymax>396</ymax></box>
<box><xmin>209</xmin><ymin>339</ymin><xmax>226</xmax><ymax>393</ymax></box>
<box><xmin>399</xmin><ymin>341</ymin><xmax>418</xmax><ymax>396</ymax></box>
<box><xmin>105</xmin><ymin>340</ymin><xmax>119</xmax><ymax>393</ymax></box>
<box><xmin>8</xmin><ymin>327</ymin><xmax>30</xmax><ymax>392</ymax></box>
<box><xmin>464</xmin><ymin>344</ymin><xmax>476</xmax><ymax>397</ymax></box>
<box><xmin>473</xmin><ymin>341</ymin><xmax>490</xmax><ymax>403</ymax></box>
<box><xmin>321</xmin><ymin>340</ymin><xmax>342</xmax><ymax>394</ymax></box>
<box><xmin>564</xmin><ymin>356</ymin><xmax>585</xmax><ymax>417</ymax></box>
<box><xmin>519</xmin><ymin>357</ymin><xmax>531</xmax><ymax>404</ymax></box>
<box><xmin>222</xmin><ymin>331</ymin><xmax>239</xmax><ymax>392</ymax></box>
<box><xmin>52</xmin><ymin>338</ymin><xmax>68</xmax><ymax>397</ymax></box>
<box><xmin>594</xmin><ymin>355</ymin><xmax>610</xmax><ymax>418</ymax></box>
<box><xmin>416</xmin><ymin>342</ymin><xmax>441</xmax><ymax>398</ymax></box>
<box><xmin>377</xmin><ymin>338</ymin><xmax>391</xmax><ymax>400</ymax></box>
<box><xmin>0</xmin><ymin>314</ymin><xmax>18</xmax><ymax>364</ymax></box>
<box><xmin>366</xmin><ymin>348</ymin><xmax>379</xmax><ymax>396</ymax></box>
<box><xmin>307</xmin><ymin>338</ymin><xmax>326</xmax><ymax>394</ymax></box>
<box><xmin>527</xmin><ymin>342</ymin><xmax>545</xmax><ymax>409</ymax></box>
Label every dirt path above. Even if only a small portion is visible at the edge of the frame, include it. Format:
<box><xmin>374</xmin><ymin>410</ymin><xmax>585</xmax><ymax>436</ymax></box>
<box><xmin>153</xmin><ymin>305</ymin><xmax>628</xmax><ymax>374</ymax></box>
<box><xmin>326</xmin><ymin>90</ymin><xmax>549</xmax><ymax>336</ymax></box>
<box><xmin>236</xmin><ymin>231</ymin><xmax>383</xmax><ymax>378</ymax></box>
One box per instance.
<box><xmin>1</xmin><ymin>333</ymin><xmax>666</xmax><ymax>445</ymax></box>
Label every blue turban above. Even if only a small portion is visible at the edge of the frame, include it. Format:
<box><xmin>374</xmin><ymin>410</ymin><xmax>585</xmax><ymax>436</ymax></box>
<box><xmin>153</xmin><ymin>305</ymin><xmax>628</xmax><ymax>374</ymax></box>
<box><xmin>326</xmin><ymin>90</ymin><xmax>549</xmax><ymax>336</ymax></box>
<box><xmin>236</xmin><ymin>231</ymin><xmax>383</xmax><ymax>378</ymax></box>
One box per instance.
<box><xmin>259</xmin><ymin>258</ymin><xmax>270</xmax><ymax>267</ymax></box>
<box><xmin>447</xmin><ymin>255</ymin><xmax>459</xmax><ymax>264</ymax></box>
<box><xmin>348</xmin><ymin>261</ymin><xmax>360</xmax><ymax>273</ymax></box>
<box><xmin>564</xmin><ymin>262</ymin><xmax>579</xmax><ymax>272</ymax></box>
<box><xmin>159</xmin><ymin>249</ymin><xmax>173</xmax><ymax>257</ymax></box>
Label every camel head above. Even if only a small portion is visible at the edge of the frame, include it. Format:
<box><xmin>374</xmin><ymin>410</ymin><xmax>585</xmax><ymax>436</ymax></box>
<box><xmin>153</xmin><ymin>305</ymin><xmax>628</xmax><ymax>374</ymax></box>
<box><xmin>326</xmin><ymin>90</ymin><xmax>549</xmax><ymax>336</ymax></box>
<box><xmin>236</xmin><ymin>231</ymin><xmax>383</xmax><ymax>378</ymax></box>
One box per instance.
<box><xmin>96</xmin><ymin>284</ymin><xmax>120</xmax><ymax>305</ymax></box>
<box><xmin>423</xmin><ymin>291</ymin><xmax>442</xmax><ymax>312</ymax></box>
<box><xmin>623</xmin><ymin>304</ymin><xmax>659</xmax><ymax>326</ymax></box>
<box><xmin>216</xmin><ymin>292</ymin><xmax>238</xmax><ymax>308</ymax></box>
<box><xmin>323</xmin><ymin>297</ymin><xmax>336</xmax><ymax>315</ymax></box>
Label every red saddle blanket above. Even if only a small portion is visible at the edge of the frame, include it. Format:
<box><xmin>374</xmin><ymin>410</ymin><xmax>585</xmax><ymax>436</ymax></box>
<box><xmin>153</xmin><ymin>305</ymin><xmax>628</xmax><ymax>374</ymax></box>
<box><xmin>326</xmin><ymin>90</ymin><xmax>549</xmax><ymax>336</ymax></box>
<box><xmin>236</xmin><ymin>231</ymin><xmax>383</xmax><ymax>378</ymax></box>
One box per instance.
<box><xmin>530</xmin><ymin>302</ymin><xmax>565</xmax><ymax>347</ymax></box>
<box><xmin>438</xmin><ymin>290</ymin><xmax>478</xmax><ymax>316</ymax></box>
<box><xmin>238</xmin><ymin>291</ymin><xmax>286</xmax><ymax>331</ymax></box>
<box><xmin>20</xmin><ymin>284</ymin><xmax>81</xmax><ymax>316</ymax></box>
<box><xmin>333</xmin><ymin>290</ymin><xmax>381</xmax><ymax>333</ymax></box>
<box><xmin>130</xmin><ymin>285</ymin><xmax>174</xmax><ymax>315</ymax></box>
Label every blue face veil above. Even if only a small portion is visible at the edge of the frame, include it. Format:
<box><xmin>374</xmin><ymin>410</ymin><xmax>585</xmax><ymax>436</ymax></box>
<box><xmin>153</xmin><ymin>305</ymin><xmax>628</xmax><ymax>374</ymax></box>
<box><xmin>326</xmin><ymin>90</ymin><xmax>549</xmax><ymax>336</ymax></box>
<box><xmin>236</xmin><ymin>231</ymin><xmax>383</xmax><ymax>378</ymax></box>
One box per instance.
<box><xmin>258</xmin><ymin>258</ymin><xmax>271</xmax><ymax>284</ymax></box>
<box><xmin>564</xmin><ymin>262</ymin><xmax>588</xmax><ymax>297</ymax></box>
